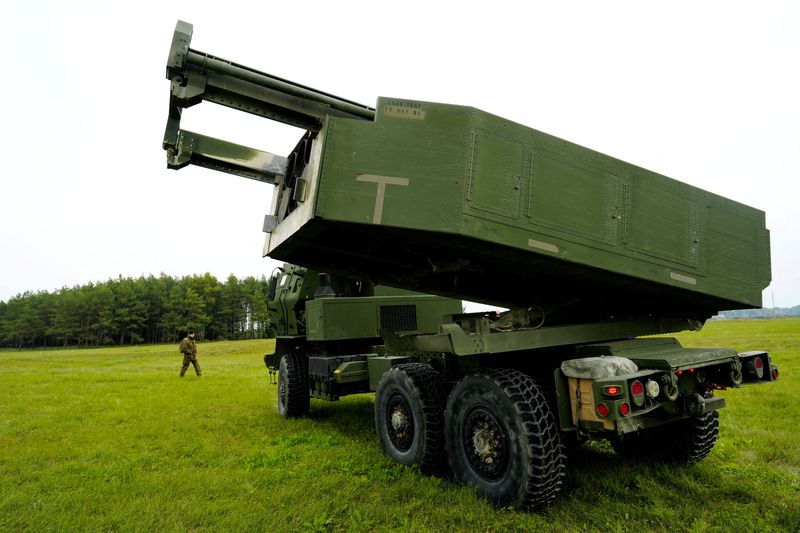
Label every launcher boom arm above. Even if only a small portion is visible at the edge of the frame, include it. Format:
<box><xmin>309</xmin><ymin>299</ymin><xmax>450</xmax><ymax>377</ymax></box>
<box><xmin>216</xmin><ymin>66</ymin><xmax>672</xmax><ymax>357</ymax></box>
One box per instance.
<box><xmin>163</xmin><ymin>20</ymin><xmax>374</xmax><ymax>184</ymax></box>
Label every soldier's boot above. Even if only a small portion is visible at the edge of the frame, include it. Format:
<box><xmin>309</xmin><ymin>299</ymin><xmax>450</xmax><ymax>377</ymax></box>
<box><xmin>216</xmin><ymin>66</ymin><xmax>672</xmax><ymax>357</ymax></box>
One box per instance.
<box><xmin>193</xmin><ymin>360</ymin><xmax>202</xmax><ymax>377</ymax></box>
<box><xmin>180</xmin><ymin>363</ymin><xmax>189</xmax><ymax>377</ymax></box>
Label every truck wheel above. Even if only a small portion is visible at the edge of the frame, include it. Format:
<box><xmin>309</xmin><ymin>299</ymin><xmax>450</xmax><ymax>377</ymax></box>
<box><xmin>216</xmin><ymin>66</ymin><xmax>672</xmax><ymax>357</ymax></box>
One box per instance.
<box><xmin>374</xmin><ymin>363</ymin><xmax>446</xmax><ymax>472</ymax></box>
<box><xmin>612</xmin><ymin>411</ymin><xmax>719</xmax><ymax>464</ymax></box>
<box><xmin>444</xmin><ymin>369</ymin><xmax>566</xmax><ymax>510</ymax></box>
<box><xmin>277</xmin><ymin>352</ymin><xmax>309</xmax><ymax>418</ymax></box>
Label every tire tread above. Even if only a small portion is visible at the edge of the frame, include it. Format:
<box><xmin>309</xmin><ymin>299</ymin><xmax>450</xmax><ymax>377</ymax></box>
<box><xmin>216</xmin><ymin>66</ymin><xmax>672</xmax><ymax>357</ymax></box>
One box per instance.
<box><xmin>446</xmin><ymin>368</ymin><xmax>567</xmax><ymax>510</ymax></box>
<box><xmin>376</xmin><ymin>363</ymin><xmax>446</xmax><ymax>471</ymax></box>
<box><xmin>278</xmin><ymin>352</ymin><xmax>309</xmax><ymax>418</ymax></box>
<box><xmin>612</xmin><ymin>410</ymin><xmax>719</xmax><ymax>464</ymax></box>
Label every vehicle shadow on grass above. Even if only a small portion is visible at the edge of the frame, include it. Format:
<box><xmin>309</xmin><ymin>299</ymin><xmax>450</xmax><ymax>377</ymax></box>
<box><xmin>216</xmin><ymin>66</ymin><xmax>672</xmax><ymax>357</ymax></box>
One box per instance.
<box><xmin>306</xmin><ymin>394</ymin><xmax>378</xmax><ymax>442</ymax></box>
<box><xmin>560</xmin><ymin>441</ymin><xmax>718</xmax><ymax>503</ymax></box>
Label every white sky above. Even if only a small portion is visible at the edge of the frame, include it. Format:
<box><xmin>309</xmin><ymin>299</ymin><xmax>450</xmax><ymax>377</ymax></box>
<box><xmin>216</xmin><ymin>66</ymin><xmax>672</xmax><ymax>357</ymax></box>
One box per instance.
<box><xmin>1</xmin><ymin>1</ymin><xmax>798</xmax><ymax>308</ymax></box>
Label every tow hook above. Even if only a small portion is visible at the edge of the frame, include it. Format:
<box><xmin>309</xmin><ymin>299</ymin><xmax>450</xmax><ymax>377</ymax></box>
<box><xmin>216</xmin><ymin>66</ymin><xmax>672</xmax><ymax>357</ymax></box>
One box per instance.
<box><xmin>684</xmin><ymin>392</ymin><xmax>726</xmax><ymax>415</ymax></box>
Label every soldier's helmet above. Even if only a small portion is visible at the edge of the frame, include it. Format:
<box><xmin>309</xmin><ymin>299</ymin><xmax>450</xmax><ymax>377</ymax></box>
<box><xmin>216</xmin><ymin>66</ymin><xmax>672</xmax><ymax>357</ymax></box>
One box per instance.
<box><xmin>188</xmin><ymin>328</ymin><xmax>195</xmax><ymax>334</ymax></box>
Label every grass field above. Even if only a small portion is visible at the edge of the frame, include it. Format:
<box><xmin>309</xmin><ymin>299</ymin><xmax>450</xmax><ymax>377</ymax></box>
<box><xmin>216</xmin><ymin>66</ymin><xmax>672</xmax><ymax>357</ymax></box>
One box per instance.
<box><xmin>1</xmin><ymin>319</ymin><xmax>798</xmax><ymax>531</ymax></box>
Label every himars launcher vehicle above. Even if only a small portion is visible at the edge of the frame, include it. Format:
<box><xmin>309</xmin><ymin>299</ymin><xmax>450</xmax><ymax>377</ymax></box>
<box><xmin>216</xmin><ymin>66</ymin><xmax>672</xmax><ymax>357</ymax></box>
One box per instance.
<box><xmin>163</xmin><ymin>21</ymin><xmax>778</xmax><ymax>509</ymax></box>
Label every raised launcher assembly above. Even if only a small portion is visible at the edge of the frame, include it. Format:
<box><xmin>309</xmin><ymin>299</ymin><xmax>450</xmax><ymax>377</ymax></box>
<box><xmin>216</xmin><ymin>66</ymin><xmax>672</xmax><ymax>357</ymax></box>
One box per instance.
<box><xmin>164</xmin><ymin>22</ymin><xmax>770</xmax><ymax>333</ymax></box>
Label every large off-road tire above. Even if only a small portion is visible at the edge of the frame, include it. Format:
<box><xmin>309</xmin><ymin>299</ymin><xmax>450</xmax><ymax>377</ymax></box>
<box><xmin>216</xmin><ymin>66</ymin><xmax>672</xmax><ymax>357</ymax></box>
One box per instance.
<box><xmin>444</xmin><ymin>369</ymin><xmax>566</xmax><ymax>510</ymax></box>
<box><xmin>277</xmin><ymin>352</ymin><xmax>310</xmax><ymax>418</ymax></box>
<box><xmin>612</xmin><ymin>411</ymin><xmax>719</xmax><ymax>465</ymax></box>
<box><xmin>374</xmin><ymin>363</ymin><xmax>446</xmax><ymax>472</ymax></box>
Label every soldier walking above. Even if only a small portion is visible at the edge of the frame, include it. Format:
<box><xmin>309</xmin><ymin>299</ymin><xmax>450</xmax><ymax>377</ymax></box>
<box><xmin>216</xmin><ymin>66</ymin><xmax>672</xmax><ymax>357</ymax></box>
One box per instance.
<box><xmin>179</xmin><ymin>328</ymin><xmax>202</xmax><ymax>377</ymax></box>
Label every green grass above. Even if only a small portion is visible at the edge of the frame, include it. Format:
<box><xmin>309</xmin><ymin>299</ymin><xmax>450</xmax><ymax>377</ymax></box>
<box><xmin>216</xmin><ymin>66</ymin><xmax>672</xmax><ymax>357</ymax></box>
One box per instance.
<box><xmin>1</xmin><ymin>319</ymin><xmax>798</xmax><ymax>531</ymax></box>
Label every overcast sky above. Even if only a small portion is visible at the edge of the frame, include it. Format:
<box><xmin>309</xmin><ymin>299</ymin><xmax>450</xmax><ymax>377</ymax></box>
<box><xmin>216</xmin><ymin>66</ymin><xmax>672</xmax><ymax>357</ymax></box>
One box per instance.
<box><xmin>1</xmin><ymin>1</ymin><xmax>797</xmax><ymax>308</ymax></box>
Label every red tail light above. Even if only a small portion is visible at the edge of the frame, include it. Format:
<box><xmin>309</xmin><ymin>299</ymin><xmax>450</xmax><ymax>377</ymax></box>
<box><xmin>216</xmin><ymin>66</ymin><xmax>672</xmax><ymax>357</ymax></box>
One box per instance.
<box><xmin>619</xmin><ymin>402</ymin><xmax>630</xmax><ymax>416</ymax></box>
<box><xmin>597</xmin><ymin>403</ymin><xmax>609</xmax><ymax>417</ymax></box>
<box><xmin>630</xmin><ymin>380</ymin><xmax>645</xmax><ymax>407</ymax></box>
<box><xmin>754</xmin><ymin>357</ymin><xmax>764</xmax><ymax>379</ymax></box>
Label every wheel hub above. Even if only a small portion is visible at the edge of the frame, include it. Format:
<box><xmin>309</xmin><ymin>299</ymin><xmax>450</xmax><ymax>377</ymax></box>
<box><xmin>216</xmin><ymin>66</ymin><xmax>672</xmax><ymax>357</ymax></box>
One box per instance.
<box><xmin>385</xmin><ymin>394</ymin><xmax>414</xmax><ymax>452</ymax></box>
<box><xmin>463</xmin><ymin>407</ymin><xmax>509</xmax><ymax>480</ymax></box>
<box><xmin>391</xmin><ymin>408</ymin><xmax>408</xmax><ymax>432</ymax></box>
<box><xmin>472</xmin><ymin>424</ymin><xmax>499</xmax><ymax>464</ymax></box>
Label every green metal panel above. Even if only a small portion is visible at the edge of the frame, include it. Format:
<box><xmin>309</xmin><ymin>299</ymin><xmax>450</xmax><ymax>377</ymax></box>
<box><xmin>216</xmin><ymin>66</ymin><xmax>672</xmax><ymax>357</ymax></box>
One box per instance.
<box><xmin>315</xmin><ymin>99</ymin><xmax>468</xmax><ymax>232</ymax></box>
<box><xmin>468</xmin><ymin>128</ymin><xmax>524</xmax><ymax>218</ymax></box>
<box><xmin>305</xmin><ymin>295</ymin><xmax>461</xmax><ymax>342</ymax></box>
<box><xmin>387</xmin><ymin>317</ymin><xmax>700</xmax><ymax>357</ymax></box>
<box><xmin>529</xmin><ymin>154</ymin><xmax>619</xmax><ymax>245</ymax></box>
<box><xmin>333</xmin><ymin>360</ymin><xmax>369</xmax><ymax>384</ymax></box>
<box><xmin>625</xmin><ymin>184</ymin><xmax>700</xmax><ymax>267</ymax></box>
<box><xmin>577</xmin><ymin>338</ymin><xmax>738</xmax><ymax>370</ymax></box>
<box><xmin>367</xmin><ymin>355</ymin><xmax>411</xmax><ymax>391</ymax></box>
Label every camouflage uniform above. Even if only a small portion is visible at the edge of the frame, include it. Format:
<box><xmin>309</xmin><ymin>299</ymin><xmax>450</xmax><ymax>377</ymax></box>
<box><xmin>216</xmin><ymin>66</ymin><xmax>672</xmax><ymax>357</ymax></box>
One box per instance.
<box><xmin>179</xmin><ymin>335</ymin><xmax>202</xmax><ymax>377</ymax></box>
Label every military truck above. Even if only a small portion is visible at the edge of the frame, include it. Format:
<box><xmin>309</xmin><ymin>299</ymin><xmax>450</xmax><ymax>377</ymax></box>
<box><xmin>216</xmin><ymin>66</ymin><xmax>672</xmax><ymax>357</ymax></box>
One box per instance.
<box><xmin>162</xmin><ymin>21</ymin><xmax>778</xmax><ymax>509</ymax></box>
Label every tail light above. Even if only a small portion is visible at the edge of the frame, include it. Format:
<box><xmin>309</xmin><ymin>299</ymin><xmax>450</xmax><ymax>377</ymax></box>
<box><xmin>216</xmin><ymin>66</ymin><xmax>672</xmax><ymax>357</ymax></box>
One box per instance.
<box><xmin>644</xmin><ymin>379</ymin><xmax>660</xmax><ymax>399</ymax></box>
<box><xmin>739</xmin><ymin>351</ymin><xmax>776</xmax><ymax>382</ymax></box>
<box><xmin>745</xmin><ymin>356</ymin><xmax>764</xmax><ymax>379</ymax></box>
<box><xmin>630</xmin><ymin>380</ymin><xmax>645</xmax><ymax>407</ymax></box>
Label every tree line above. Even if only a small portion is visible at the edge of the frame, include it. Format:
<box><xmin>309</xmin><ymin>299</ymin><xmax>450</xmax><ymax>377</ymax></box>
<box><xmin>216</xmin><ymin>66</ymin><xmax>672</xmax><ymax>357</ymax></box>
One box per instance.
<box><xmin>716</xmin><ymin>305</ymin><xmax>800</xmax><ymax>320</ymax></box>
<box><xmin>0</xmin><ymin>273</ymin><xmax>273</xmax><ymax>349</ymax></box>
